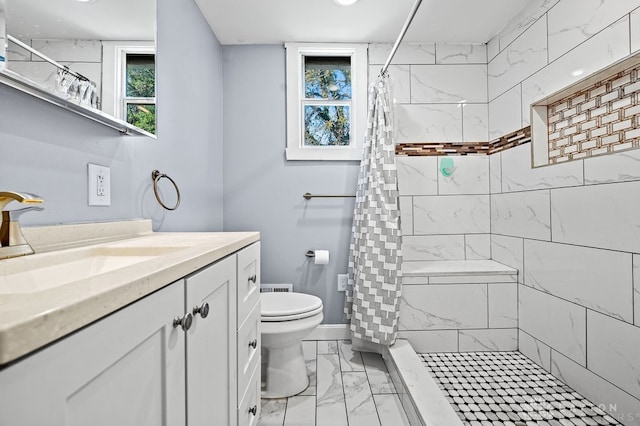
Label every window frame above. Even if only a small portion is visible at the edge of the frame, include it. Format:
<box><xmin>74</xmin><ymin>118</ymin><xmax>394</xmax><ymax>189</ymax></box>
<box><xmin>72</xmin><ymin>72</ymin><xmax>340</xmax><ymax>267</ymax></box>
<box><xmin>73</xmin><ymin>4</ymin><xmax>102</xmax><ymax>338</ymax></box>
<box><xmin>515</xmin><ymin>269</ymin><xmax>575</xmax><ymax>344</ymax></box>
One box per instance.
<box><xmin>101</xmin><ymin>41</ymin><xmax>156</xmax><ymax>133</ymax></box>
<box><xmin>285</xmin><ymin>43</ymin><xmax>368</xmax><ymax>161</ymax></box>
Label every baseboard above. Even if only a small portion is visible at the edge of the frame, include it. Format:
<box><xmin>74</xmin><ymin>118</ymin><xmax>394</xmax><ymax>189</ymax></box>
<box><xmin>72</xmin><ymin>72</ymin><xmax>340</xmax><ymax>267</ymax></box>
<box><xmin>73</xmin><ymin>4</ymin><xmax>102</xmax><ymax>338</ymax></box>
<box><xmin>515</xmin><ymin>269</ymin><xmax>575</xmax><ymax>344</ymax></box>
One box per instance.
<box><xmin>304</xmin><ymin>324</ymin><xmax>350</xmax><ymax>341</ymax></box>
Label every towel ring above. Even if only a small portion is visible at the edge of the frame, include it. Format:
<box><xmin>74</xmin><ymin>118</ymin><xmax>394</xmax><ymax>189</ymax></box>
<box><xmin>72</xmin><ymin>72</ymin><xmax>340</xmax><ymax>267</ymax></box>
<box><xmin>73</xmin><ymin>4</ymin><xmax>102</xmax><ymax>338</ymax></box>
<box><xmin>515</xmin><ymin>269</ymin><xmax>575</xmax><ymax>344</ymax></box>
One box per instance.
<box><xmin>151</xmin><ymin>170</ymin><xmax>181</xmax><ymax>211</ymax></box>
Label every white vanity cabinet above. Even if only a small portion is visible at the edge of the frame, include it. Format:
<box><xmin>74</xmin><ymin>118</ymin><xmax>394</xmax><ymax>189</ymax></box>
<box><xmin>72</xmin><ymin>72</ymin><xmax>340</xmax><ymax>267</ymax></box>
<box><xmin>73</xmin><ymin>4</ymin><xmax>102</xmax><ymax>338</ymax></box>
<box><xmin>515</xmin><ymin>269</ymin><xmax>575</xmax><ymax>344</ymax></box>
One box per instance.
<box><xmin>0</xmin><ymin>279</ymin><xmax>188</xmax><ymax>426</ymax></box>
<box><xmin>0</xmin><ymin>240</ymin><xmax>261</xmax><ymax>426</ymax></box>
<box><xmin>236</xmin><ymin>242</ymin><xmax>262</xmax><ymax>425</ymax></box>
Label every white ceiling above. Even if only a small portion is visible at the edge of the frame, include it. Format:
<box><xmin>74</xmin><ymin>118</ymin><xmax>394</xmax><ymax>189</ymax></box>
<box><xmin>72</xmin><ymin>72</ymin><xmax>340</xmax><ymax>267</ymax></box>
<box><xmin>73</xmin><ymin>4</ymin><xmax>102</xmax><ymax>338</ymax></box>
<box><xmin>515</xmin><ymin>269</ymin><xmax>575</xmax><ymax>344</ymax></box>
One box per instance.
<box><xmin>5</xmin><ymin>0</ymin><xmax>530</xmax><ymax>47</ymax></box>
<box><xmin>194</xmin><ymin>0</ymin><xmax>531</xmax><ymax>45</ymax></box>
<box><xmin>6</xmin><ymin>0</ymin><xmax>155</xmax><ymax>40</ymax></box>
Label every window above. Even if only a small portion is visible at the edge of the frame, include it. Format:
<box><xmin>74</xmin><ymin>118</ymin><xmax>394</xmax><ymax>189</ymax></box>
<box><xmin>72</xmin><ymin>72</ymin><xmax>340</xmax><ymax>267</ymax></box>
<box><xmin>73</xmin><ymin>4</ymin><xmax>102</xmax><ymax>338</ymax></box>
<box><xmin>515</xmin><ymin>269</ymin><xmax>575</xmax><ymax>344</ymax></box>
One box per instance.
<box><xmin>124</xmin><ymin>53</ymin><xmax>156</xmax><ymax>134</ymax></box>
<box><xmin>102</xmin><ymin>42</ymin><xmax>156</xmax><ymax>136</ymax></box>
<box><xmin>285</xmin><ymin>43</ymin><xmax>367</xmax><ymax>160</ymax></box>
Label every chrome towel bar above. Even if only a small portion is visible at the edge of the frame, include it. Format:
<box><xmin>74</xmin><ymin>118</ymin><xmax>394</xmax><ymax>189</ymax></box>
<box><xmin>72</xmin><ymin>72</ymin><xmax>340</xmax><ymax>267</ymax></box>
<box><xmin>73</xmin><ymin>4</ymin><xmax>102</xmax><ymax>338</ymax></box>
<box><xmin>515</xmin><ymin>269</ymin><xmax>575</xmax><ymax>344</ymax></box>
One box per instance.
<box><xmin>303</xmin><ymin>192</ymin><xmax>355</xmax><ymax>200</ymax></box>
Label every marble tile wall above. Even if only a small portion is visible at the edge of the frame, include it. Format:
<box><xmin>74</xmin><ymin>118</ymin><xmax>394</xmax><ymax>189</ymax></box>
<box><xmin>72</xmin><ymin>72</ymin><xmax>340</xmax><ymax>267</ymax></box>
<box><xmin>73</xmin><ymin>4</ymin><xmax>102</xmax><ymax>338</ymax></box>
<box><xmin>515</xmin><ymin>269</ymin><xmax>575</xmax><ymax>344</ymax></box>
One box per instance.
<box><xmin>401</xmin><ymin>264</ymin><xmax>518</xmax><ymax>349</ymax></box>
<box><xmin>398</xmin><ymin>268</ymin><xmax>518</xmax><ymax>353</ymax></box>
<box><xmin>7</xmin><ymin>39</ymin><xmax>102</xmax><ymax>96</ymax></box>
<box><xmin>488</xmin><ymin>1</ymin><xmax>640</xmax><ymax>421</ymax></box>
<box><xmin>396</xmin><ymin>155</ymin><xmax>491</xmax><ymax>261</ymax></box>
<box><xmin>374</xmin><ymin>6</ymin><xmax>640</xmax><ymax>419</ymax></box>
<box><xmin>370</xmin><ymin>42</ymin><xmax>489</xmax><ymax>144</ymax></box>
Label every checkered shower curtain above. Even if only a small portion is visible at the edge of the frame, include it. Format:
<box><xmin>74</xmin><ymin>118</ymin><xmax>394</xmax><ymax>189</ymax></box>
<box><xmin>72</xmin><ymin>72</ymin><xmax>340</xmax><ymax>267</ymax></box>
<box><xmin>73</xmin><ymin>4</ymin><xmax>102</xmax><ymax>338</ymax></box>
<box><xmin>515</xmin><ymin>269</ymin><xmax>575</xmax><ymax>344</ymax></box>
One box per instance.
<box><xmin>344</xmin><ymin>75</ymin><xmax>402</xmax><ymax>347</ymax></box>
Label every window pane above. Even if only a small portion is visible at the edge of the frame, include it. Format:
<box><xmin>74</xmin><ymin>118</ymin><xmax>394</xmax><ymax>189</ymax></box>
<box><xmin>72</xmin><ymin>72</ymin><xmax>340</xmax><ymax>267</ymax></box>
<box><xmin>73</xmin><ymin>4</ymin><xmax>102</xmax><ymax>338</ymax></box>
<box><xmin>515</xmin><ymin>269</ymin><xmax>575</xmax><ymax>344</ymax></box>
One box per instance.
<box><xmin>127</xmin><ymin>104</ymin><xmax>156</xmax><ymax>135</ymax></box>
<box><xmin>304</xmin><ymin>105</ymin><xmax>350</xmax><ymax>146</ymax></box>
<box><xmin>304</xmin><ymin>56</ymin><xmax>351</xmax><ymax>100</ymax></box>
<box><xmin>126</xmin><ymin>54</ymin><xmax>155</xmax><ymax>98</ymax></box>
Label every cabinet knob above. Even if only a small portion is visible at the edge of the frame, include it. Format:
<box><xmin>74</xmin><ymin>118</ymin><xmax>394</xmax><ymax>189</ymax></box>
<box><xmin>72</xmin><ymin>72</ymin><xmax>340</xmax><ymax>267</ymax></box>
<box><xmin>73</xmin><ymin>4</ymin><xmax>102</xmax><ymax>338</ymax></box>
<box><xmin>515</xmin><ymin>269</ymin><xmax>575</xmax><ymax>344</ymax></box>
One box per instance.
<box><xmin>248</xmin><ymin>339</ymin><xmax>257</xmax><ymax>349</ymax></box>
<box><xmin>248</xmin><ymin>274</ymin><xmax>257</xmax><ymax>283</ymax></box>
<box><xmin>173</xmin><ymin>313</ymin><xmax>193</xmax><ymax>331</ymax></box>
<box><xmin>248</xmin><ymin>405</ymin><xmax>257</xmax><ymax>416</ymax></box>
<box><xmin>193</xmin><ymin>302</ymin><xmax>210</xmax><ymax>319</ymax></box>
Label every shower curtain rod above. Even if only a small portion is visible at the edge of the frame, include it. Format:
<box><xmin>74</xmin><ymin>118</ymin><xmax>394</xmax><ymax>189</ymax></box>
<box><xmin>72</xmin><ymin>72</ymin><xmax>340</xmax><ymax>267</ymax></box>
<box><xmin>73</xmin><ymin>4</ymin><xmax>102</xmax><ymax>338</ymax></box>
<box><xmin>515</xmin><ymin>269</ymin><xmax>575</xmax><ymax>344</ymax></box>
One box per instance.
<box><xmin>380</xmin><ymin>0</ymin><xmax>423</xmax><ymax>76</ymax></box>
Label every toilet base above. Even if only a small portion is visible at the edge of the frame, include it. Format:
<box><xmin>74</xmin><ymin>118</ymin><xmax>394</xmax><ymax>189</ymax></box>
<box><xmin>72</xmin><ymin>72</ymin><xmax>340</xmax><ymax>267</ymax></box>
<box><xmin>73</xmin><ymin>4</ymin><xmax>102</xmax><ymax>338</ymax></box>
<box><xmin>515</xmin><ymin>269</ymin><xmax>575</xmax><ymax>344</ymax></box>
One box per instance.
<box><xmin>261</xmin><ymin>342</ymin><xmax>309</xmax><ymax>399</ymax></box>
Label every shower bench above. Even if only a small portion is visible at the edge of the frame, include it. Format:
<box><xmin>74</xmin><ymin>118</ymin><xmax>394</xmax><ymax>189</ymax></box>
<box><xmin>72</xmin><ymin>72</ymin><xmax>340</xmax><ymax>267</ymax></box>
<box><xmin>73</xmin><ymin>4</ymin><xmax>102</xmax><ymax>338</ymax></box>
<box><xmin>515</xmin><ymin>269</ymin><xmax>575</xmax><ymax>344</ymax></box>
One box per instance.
<box><xmin>398</xmin><ymin>259</ymin><xmax>518</xmax><ymax>353</ymax></box>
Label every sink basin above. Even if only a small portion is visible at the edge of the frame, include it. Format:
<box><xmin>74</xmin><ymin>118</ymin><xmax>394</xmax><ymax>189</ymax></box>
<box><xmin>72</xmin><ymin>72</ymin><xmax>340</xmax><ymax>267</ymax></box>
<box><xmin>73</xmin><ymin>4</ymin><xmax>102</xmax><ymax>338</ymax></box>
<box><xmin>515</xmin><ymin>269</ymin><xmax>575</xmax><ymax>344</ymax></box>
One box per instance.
<box><xmin>0</xmin><ymin>246</ymin><xmax>184</xmax><ymax>294</ymax></box>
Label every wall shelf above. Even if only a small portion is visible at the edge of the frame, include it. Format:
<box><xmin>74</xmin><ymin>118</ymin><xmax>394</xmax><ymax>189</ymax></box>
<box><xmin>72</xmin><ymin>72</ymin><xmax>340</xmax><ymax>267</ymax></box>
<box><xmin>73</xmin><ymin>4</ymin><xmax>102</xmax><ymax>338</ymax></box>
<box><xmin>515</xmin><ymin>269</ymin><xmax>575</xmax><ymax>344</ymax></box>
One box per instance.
<box><xmin>0</xmin><ymin>69</ymin><xmax>154</xmax><ymax>137</ymax></box>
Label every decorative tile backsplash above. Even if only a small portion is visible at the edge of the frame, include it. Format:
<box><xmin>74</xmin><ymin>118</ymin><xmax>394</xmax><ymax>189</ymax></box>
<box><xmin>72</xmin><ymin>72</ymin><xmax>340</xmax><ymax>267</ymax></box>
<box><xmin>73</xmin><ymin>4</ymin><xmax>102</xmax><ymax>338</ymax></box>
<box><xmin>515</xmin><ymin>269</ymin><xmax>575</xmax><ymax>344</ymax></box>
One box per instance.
<box><xmin>546</xmin><ymin>63</ymin><xmax>640</xmax><ymax>164</ymax></box>
<box><xmin>395</xmin><ymin>126</ymin><xmax>531</xmax><ymax>156</ymax></box>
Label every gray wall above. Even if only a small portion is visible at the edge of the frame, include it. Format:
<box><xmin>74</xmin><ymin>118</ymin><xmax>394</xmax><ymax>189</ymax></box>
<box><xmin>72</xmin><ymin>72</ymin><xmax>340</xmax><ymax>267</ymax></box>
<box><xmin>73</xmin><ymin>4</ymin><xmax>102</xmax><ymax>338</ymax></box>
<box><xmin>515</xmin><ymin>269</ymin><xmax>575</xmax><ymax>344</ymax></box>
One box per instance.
<box><xmin>222</xmin><ymin>45</ymin><xmax>359</xmax><ymax>324</ymax></box>
<box><xmin>0</xmin><ymin>0</ymin><xmax>224</xmax><ymax>232</ymax></box>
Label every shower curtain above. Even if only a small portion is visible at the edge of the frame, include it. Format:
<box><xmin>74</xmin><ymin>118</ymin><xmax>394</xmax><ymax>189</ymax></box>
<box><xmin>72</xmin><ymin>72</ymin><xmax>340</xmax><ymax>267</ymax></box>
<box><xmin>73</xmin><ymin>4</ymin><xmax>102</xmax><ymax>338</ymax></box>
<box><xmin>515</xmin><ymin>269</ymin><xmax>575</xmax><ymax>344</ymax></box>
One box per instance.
<box><xmin>344</xmin><ymin>75</ymin><xmax>402</xmax><ymax>354</ymax></box>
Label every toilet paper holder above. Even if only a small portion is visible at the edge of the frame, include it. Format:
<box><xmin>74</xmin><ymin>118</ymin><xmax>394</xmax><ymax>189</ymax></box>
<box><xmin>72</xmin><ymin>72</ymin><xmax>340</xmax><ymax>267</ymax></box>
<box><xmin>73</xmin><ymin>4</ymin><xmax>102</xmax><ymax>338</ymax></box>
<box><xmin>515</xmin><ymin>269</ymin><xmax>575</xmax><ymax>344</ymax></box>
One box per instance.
<box><xmin>305</xmin><ymin>249</ymin><xmax>329</xmax><ymax>265</ymax></box>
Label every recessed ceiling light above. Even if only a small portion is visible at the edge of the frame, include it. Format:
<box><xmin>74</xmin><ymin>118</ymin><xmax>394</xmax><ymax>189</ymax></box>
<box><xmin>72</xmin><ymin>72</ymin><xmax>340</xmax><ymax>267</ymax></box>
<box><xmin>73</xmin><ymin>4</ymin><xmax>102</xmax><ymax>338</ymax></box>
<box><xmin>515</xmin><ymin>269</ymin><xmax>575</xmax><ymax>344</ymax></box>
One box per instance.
<box><xmin>334</xmin><ymin>0</ymin><xmax>359</xmax><ymax>5</ymax></box>
<box><xmin>571</xmin><ymin>69</ymin><xmax>584</xmax><ymax>77</ymax></box>
<box><xmin>75</xmin><ymin>0</ymin><xmax>97</xmax><ymax>3</ymax></box>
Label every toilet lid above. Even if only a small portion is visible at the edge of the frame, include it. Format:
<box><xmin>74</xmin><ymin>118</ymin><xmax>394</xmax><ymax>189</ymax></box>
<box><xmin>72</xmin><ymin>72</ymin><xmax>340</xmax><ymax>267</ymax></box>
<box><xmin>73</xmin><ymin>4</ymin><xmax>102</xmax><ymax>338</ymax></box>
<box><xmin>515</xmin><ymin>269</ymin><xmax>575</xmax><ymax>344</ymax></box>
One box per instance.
<box><xmin>261</xmin><ymin>292</ymin><xmax>323</xmax><ymax>318</ymax></box>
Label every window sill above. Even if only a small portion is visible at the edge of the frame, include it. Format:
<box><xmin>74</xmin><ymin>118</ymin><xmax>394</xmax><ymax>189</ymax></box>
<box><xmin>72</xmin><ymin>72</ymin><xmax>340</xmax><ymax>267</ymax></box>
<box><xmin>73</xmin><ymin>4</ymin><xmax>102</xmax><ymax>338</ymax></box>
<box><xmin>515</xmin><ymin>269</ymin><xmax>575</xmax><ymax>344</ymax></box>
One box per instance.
<box><xmin>285</xmin><ymin>147</ymin><xmax>362</xmax><ymax>161</ymax></box>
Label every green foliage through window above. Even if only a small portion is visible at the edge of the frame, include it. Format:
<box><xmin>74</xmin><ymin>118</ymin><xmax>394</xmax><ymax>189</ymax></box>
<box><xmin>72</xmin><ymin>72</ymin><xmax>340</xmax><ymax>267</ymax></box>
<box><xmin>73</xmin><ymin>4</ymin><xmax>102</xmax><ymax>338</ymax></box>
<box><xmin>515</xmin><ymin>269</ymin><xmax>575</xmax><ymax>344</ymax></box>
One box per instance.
<box><xmin>304</xmin><ymin>105</ymin><xmax>350</xmax><ymax>146</ymax></box>
<box><xmin>127</xmin><ymin>104</ymin><xmax>156</xmax><ymax>135</ymax></box>
<box><xmin>303</xmin><ymin>56</ymin><xmax>351</xmax><ymax>147</ymax></box>
<box><xmin>126</xmin><ymin>54</ymin><xmax>155</xmax><ymax>97</ymax></box>
<box><xmin>125</xmin><ymin>53</ymin><xmax>156</xmax><ymax>135</ymax></box>
<box><xmin>304</xmin><ymin>56</ymin><xmax>351</xmax><ymax>100</ymax></box>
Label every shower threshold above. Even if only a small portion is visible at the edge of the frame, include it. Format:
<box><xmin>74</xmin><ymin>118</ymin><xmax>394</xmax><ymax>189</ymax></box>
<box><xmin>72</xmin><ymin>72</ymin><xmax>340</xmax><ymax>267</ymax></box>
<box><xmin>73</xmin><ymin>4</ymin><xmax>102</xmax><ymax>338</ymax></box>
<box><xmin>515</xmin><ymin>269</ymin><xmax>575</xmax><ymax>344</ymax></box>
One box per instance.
<box><xmin>385</xmin><ymin>340</ymin><xmax>621</xmax><ymax>426</ymax></box>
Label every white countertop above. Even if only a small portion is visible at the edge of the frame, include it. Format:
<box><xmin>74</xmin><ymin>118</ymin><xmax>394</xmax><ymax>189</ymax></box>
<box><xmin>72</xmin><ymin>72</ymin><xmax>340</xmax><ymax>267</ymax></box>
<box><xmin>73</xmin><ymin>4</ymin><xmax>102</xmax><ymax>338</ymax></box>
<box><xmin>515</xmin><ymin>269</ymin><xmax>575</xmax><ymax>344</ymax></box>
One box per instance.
<box><xmin>0</xmin><ymin>226</ymin><xmax>259</xmax><ymax>365</ymax></box>
<box><xmin>402</xmin><ymin>259</ymin><xmax>517</xmax><ymax>277</ymax></box>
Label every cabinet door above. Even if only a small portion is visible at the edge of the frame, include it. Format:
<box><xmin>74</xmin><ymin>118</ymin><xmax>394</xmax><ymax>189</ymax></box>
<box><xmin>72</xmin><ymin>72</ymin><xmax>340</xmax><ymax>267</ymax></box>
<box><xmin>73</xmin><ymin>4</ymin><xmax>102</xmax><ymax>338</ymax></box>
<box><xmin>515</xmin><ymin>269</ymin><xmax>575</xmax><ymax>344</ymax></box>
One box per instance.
<box><xmin>237</xmin><ymin>242</ymin><xmax>260</xmax><ymax>327</ymax></box>
<box><xmin>185</xmin><ymin>255</ymin><xmax>237</xmax><ymax>426</ymax></box>
<box><xmin>237</xmin><ymin>300</ymin><xmax>260</xmax><ymax>403</ymax></box>
<box><xmin>0</xmin><ymin>281</ymin><xmax>187</xmax><ymax>426</ymax></box>
<box><xmin>238</xmin><ymin>360</ymin><xmax>261</xmax><ymax>426</ymax></box>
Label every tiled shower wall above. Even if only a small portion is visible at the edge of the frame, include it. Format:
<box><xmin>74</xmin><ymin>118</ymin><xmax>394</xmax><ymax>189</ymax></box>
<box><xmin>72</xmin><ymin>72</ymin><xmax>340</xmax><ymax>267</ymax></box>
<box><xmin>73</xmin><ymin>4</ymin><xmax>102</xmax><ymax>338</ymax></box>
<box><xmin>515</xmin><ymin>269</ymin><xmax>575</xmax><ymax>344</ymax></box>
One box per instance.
<box><xmin>371</xmin><ymin>1</ymin><xmax>640</xmax><ymax>422</ymax></box>
<box><xmin>368</xmin><ymin>43</ymin><xmax>491</xmax><ymax>261</ymax></box>
<box><xmin>488</xmin><ymin>0</ymin><xmax>640</xmax><ymax>423</ymax></box>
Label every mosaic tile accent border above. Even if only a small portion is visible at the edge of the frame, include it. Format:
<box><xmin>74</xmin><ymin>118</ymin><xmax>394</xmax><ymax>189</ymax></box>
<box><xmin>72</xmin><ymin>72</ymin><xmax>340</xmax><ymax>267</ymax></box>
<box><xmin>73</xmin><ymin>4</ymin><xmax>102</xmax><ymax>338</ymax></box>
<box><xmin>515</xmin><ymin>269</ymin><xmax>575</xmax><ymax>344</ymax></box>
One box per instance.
<box><xmin>420</xmin><ymin>351</ymin><xmax>621</xmax><ymax>426</ymax></box>
<box><xmin>395</xmin><ymin>127</ymin><xmax>531</xmax><ymax>157</ymax></box>
<box><xmin>547</xmin><ymin>64</ymin><xmax>640</xmax><ymax>164</ymax></box>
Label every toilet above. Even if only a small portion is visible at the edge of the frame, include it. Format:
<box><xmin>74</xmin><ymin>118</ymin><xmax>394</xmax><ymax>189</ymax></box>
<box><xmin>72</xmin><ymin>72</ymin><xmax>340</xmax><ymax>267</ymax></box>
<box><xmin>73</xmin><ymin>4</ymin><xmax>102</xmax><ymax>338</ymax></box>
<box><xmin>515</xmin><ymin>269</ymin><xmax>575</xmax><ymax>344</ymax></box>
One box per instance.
<box><xmin>261</xmin><ymin>292</ymin><xmax>323</xmax><ymax>398</ymax></box>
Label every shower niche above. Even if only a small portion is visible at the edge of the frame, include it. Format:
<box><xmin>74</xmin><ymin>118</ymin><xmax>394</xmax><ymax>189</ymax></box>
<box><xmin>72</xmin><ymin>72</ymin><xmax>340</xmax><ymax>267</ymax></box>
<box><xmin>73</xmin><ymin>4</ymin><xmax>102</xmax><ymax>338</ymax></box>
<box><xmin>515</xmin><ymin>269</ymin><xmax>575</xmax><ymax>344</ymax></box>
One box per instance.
<box><xmin>531</xmin><ymin>53</ymin><xmax>640</xmax><ymax>168</ymax></box>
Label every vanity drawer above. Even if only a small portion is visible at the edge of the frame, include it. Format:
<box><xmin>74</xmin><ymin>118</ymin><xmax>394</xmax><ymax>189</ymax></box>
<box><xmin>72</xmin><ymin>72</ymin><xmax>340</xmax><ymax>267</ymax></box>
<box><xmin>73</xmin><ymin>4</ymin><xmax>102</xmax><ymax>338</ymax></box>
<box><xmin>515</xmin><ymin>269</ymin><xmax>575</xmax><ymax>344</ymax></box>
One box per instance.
<box><xmin>238</xmin><ymin>359</ymin><xmax>260</xmax><ymax>426</ymax></box>
<box><xmin>237</xmin><ymin>242</ymin><xmax>260</xmax><ymax>327</ymax></box>
<box><xmin>237</xmin><ymin>300</ymin><xmax>260</xmax><ymax>401</ymax></box>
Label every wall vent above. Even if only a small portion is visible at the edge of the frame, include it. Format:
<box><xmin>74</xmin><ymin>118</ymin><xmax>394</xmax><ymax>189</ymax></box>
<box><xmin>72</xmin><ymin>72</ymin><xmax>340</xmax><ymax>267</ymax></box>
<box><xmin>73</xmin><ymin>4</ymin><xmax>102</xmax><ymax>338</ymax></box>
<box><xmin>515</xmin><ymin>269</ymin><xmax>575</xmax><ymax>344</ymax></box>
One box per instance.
<box><xmin>260</xmin><ymin>284</ymin><xmax>293</xmax><ymax>293</ymax></box>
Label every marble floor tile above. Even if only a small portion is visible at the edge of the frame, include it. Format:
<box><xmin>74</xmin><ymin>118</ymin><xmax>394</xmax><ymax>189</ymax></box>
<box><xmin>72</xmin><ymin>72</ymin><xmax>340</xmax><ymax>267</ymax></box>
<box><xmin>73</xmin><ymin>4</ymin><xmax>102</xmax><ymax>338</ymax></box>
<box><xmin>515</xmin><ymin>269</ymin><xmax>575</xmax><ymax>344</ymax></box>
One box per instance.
<box><xmin>373</xmin><ymin>394</ymin><xmax>411</xmax><ymax>426</ymax></box>
<box><xmin>284</xmin><ymin>396</ymin><xmax>316</xmax><ymax>426</ymax></box>
<box><xmin>316</xmin><ymin>354</ymin><xmax>348</xmax><ymax>426</ymax></box>
<box><xmin>259</xmin><ymin>340</ymin><xmax>409</xmax><ymax>426</ymax></box>
<box><xmin>361</xmin><ymin>352</ymin><xmax>396</xmax><ymax>394</ymax></box>
<box><xmin>259</xmin><ymin>398</ymin><xmax>287</xmax><ymax>426</ymax></box>
<box><xmin>337</xmin><ymin>340</ymin><xmax>365</xmax><ymax>372</ymax></box>
<box><xmin>342</xmin><ymin>372</ymin><xmax>381</xmax><ymax>426</ymax></box>
<box><xmin>299</xmin><ymin>341</ymin><xmax>317</xmax><ymax>396</ymax></box>
<box><xmin>316</xmin><ymin>341</ymin><xmax>338</xmax><ymax>355</ymax></box>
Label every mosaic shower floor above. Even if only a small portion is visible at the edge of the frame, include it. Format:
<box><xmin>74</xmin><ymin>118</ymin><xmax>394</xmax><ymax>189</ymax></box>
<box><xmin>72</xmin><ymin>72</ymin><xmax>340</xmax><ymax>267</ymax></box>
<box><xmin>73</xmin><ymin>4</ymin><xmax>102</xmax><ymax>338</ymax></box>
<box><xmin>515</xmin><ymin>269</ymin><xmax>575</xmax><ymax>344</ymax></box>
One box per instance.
<box><xmin>420</xmin><ymin>351</ymin><xmax>620</xmax><ymax>426</ymax></box>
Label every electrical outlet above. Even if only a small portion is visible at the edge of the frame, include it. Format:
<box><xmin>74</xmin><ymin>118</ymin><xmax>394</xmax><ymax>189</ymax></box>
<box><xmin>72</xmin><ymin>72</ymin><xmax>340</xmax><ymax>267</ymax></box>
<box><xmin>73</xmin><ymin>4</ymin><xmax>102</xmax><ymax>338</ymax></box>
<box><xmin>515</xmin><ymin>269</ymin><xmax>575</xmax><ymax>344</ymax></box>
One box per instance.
<box><xmin>88</xmin><ymin>163</ymin><xmax>111</xmax><ymax>206</ymax></box>
<box><xmin>337</xmin><ymin>274</ymin><xmax>348</xmax><ymax>292</ymax></box>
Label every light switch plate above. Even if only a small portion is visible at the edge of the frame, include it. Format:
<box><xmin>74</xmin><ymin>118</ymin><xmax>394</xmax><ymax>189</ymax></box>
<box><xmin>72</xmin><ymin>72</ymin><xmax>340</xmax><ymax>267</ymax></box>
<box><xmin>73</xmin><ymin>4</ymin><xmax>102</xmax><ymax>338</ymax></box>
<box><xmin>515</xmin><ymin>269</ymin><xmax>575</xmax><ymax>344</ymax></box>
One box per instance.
<box><xmin>88</xmin><ymin>163</ymin><xmax>111</xmax><ymax>206</ymax></box>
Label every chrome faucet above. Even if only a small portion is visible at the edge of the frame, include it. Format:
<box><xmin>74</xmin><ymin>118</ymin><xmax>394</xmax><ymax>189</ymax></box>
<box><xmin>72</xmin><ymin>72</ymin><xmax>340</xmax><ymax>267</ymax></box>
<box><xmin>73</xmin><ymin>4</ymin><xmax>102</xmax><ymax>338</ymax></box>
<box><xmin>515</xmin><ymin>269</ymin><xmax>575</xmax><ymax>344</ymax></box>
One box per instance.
<box><xmin>0</xmin><ymin>191</ymin><xmax>44</xmax><ymax>260</ymax></box>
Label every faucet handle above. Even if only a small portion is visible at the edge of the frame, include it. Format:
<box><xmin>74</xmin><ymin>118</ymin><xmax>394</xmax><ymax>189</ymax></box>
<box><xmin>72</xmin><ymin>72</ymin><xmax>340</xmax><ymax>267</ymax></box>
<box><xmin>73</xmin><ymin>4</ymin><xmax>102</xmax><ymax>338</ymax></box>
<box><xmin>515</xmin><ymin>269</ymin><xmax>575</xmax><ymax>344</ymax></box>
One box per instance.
<box><xmin>0</xmin><ymin>191</ymin><xmax>44</xmax><ymax>211</ymax></box>
<box><xmin>4</xmin><ymin>206</ymin><xmax>45</xmax><ymax>221</ymax></box>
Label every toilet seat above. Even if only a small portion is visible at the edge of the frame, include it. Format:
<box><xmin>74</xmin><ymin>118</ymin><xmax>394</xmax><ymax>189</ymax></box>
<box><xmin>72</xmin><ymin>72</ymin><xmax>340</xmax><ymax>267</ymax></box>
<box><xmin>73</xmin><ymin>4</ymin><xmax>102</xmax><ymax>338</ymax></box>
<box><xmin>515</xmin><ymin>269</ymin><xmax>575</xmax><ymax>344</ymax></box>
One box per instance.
<box><xmin>261</xmin><ymin>292</ymin><xmax>323</xmax><ymax>322</ymax></box>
